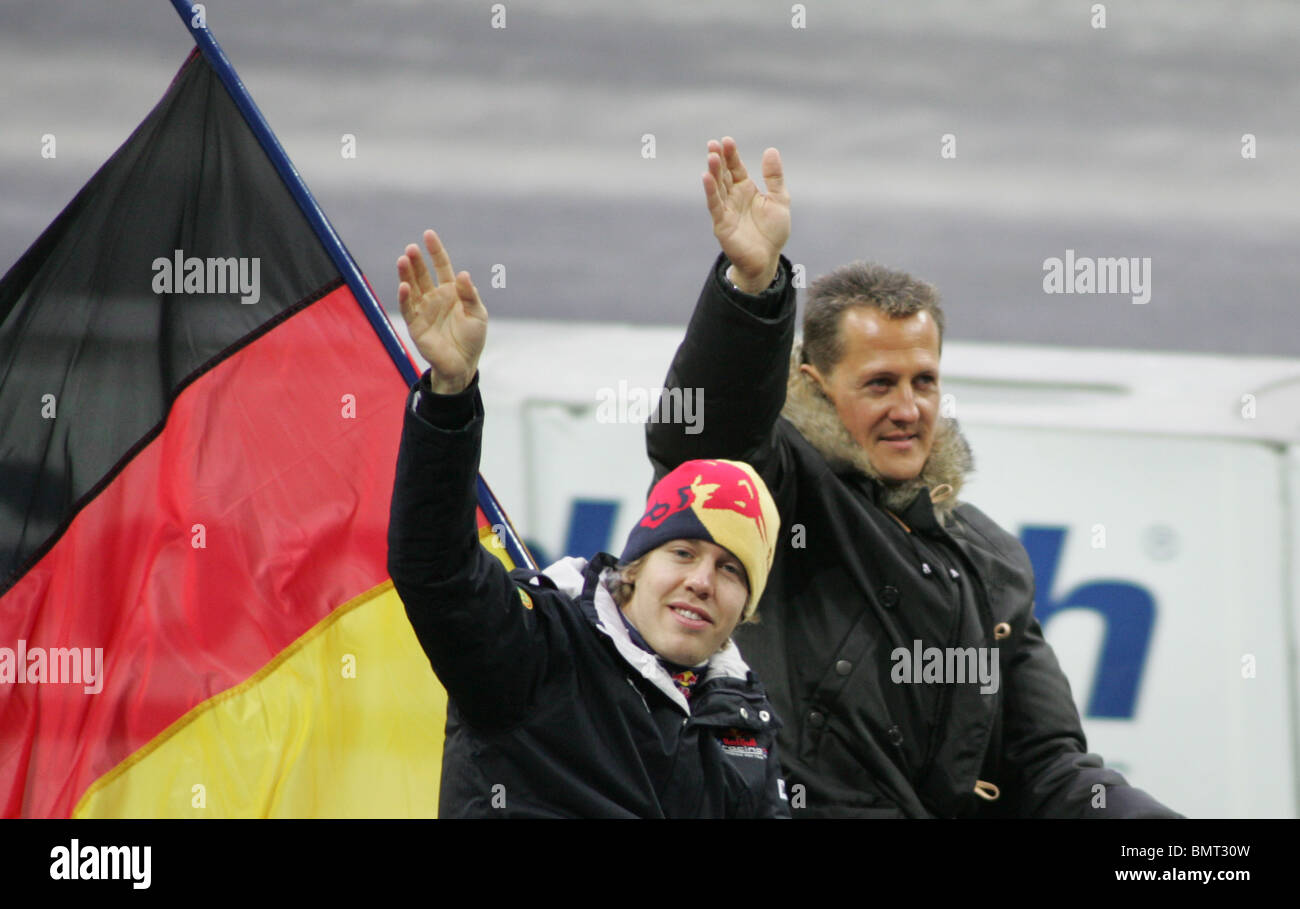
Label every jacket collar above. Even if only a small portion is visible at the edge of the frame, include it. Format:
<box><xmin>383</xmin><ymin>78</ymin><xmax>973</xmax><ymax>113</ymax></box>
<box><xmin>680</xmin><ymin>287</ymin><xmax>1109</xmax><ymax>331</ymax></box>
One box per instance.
<box><xmin>781</xmin><ymin>343</ymin><xmax>974</xmax><ymax>521</ymax></box>
<box><xmin>542</xmin><ymin>555</ymin><xmax>753</xmax><ymax>716</ymax></box>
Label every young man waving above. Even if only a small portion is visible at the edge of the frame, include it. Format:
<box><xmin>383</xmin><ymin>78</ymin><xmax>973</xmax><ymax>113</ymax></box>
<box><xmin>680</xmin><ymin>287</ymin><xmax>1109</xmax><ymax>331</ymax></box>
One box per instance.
<box><xmin>387</xmin><ymin>230</ymin><xmax>788</xmax><ymax>818</ymax></box>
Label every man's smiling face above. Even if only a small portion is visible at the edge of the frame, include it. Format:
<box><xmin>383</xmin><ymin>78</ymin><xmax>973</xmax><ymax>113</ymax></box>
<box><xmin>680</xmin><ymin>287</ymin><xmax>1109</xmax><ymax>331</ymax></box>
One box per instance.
<box><xmin>619</xmin><ymin>539</ymin><xmax>749</xmax><ymax>666</ymax></box>
<box><xmin>801</xmin><ymin>307</ymin><xmax>941</xmax><ymax>483</ymax></box>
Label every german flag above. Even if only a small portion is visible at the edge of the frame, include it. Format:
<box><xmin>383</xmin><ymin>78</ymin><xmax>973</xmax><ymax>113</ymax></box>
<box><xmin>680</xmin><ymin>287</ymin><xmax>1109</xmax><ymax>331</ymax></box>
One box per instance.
<box><xmin>0</xmin><ymin>27</ymin><xmax>525</xmax><ymax>817</ymax></box>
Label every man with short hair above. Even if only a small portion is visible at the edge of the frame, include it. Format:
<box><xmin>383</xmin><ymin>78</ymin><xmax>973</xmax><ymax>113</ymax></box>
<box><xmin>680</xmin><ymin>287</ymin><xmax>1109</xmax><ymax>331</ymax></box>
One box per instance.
<box><xmin>647</xmin><ymin>138</ymin><xmax>1177</xmax><ymax>817</ymax></box>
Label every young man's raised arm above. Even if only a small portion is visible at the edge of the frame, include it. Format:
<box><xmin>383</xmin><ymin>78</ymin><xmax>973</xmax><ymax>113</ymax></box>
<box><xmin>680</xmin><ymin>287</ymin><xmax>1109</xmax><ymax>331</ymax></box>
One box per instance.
<box><xmin>386</xmin><ymin>231</ymin><xmax>544</xmax><ymax>729</ymax></box>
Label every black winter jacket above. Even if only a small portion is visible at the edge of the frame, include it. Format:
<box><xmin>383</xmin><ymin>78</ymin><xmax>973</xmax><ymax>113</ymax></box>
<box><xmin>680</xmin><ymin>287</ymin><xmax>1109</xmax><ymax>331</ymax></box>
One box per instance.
<box><xmin>646</xmin><ymin>256</ymin><xmax>1178</xmax><ymax>818</ymax></box>
<box><xmin>388</xmin><ymin>372</ymin><xmax>790</xmax><ymax>818</ymax></box>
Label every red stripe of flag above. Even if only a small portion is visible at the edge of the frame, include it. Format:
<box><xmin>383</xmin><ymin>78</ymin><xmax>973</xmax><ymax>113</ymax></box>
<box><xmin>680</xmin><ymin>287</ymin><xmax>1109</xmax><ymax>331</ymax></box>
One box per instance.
<box><xmin>1</xmin><ymin>285</ymin><xmax>402</xmax><ymax>817</ymax></box>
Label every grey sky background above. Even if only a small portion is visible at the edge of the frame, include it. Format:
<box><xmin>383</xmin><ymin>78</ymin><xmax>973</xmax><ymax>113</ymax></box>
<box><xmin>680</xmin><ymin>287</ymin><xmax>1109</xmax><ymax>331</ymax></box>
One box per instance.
<box><xmin>2</xmin><ymin>0</ymin><xmax>1297</xmax><ymax>356</ymax></box>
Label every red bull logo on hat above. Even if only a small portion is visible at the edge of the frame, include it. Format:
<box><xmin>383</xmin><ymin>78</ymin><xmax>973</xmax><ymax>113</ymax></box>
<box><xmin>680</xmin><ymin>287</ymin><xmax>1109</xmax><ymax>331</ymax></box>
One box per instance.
<box><xmin>638</xmin><ymin>460</ymin><xmax>769</xmax><ymax>546</ymax></box>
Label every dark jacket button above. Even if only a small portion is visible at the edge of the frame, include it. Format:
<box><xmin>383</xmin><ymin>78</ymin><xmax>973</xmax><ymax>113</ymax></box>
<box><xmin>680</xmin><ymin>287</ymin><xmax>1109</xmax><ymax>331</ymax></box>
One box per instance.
<box><xmin>835</xmin><ymin>660</ymin><xmax>852</xmax><ymax>676</ymax></box>
<box><xmin>881</xmin><ymin>586</ymin><xmax>900</xmax><ymax>608</ymax></box>
<box><xmin>808</xmin><ymin>711</ymin><xmax>826</xmax><ymax>728</ymax></box>
<box><xmin>887</xmin><ymin>725</ymin><xmax>904</xmax><ymax>746</ymax></box>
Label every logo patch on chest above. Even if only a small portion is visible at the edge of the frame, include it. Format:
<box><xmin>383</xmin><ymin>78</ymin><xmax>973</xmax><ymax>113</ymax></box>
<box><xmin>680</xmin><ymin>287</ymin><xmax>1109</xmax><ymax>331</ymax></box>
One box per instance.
<box><xmin>719</xmin><ymin>727</ymin><xmax>768</xmax><ymax>760</ymax></box>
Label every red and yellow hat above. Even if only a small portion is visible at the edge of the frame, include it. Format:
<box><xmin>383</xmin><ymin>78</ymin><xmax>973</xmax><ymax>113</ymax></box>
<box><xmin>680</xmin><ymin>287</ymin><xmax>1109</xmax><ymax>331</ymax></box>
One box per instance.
<box><xmin>620</xmin><ymin>459</ymin><xmax>779</xmax><ymax>618</ymax></box>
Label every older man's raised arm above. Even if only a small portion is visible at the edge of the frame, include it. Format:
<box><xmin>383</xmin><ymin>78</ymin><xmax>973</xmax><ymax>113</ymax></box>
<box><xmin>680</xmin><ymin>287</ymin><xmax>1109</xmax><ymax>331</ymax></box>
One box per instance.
<box><xmin>647</xmin><ymin>138</ymin><xmax>797</xmax><ymax>481</ymax></box>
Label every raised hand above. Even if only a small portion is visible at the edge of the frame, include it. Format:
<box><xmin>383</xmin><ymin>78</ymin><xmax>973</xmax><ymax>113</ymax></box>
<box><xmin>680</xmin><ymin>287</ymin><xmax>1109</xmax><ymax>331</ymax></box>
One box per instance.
<box><xmin>397</xmin><ymin>229</ymin><xmax>488</xmax><ymax>394</ymax></box>
<box><xmin>702</xmin><ymin>137</ymin><xmax>790</xmax><ymax>294</ymax></box>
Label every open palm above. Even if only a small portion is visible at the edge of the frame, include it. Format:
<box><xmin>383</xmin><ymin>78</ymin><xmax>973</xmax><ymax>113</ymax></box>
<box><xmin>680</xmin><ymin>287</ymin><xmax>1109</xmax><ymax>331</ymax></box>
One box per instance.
<box><xmin>397</xmin><ymin>230</ymin><xmax>488</xmax><ymax>394</ymax></box>
<box><xmin>703</xmin><ymin>137</ymin><xmax>790</xmax><ymax>292</ymax></box>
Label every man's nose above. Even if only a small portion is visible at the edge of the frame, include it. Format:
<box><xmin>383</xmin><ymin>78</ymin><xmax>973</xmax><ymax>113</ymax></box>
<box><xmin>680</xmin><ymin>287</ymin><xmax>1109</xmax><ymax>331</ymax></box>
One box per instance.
<box><xmin>684</xmin><ymin>562</ymin><xmax>714</xmax><ymax>598</ymax></box>
<box><xmin>890</xmin><ymin>385</ymin><xmax>920</xmax><ymax>424</ymax></box>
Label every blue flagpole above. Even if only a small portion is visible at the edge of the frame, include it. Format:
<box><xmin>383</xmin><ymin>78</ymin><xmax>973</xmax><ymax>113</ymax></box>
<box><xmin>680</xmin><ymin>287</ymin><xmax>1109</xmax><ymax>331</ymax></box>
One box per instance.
<box><xmin>168</xmin><ymin>0</ymin><xmax>535</xmax><ymax>570</ymax></box>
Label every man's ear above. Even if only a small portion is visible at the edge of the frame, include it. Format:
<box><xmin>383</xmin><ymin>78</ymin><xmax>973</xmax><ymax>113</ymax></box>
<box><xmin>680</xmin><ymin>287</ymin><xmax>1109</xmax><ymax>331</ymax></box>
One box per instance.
<box><xmin>799</xmin><ymin>361</ymin><xmax>832</xmax><ymax>399</ymax></box>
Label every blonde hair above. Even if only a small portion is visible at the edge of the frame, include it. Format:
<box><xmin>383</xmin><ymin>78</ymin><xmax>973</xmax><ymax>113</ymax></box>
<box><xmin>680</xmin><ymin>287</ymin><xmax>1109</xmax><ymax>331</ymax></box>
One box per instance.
<box><xmin>604</xmin><ymin>554</ymin><xmax>648</xmax><ymax>608</ymax></box>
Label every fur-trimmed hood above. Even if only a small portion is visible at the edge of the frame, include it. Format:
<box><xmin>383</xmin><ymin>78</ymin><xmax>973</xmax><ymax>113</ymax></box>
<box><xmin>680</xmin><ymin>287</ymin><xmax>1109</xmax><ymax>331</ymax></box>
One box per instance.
<box><xmin>780</xmin><ymin>343</ymin><xmax>974</xmax><ymax>519</ymax></box>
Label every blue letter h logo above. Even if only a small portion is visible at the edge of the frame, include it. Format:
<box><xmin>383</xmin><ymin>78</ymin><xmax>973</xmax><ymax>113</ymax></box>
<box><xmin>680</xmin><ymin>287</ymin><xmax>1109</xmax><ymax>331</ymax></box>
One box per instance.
<box><xmin>1020</xmin><ymin>526</ymin><xmax>1156</xmax><ymax>719</ymax></box>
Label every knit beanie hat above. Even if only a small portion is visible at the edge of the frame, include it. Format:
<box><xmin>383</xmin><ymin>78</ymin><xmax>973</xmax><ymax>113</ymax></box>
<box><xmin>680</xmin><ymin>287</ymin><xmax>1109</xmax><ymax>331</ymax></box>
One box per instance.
<box><xmin>619</xmin><ymin>459</ymin><xmax>779</xmax><ymax>619</ymax></box>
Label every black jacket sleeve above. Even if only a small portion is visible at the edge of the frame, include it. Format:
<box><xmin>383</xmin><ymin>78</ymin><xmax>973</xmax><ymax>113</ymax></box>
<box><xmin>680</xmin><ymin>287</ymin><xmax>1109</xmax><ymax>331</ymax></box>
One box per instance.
<box><xmin>1001</xmin><ymin>614</ymin><xmax>1182</xmax><ymax>818</ymax></box>
<box><xmin>387</xmin><ymin>370</ymin><xmax>547</xmax><ymax>729</ymax></box>
<box><xmin>960</xmin><ymin>510</ymin><xmax>1179</xmax><ymax>818</ymax></box>
<box><xmin>646</xmin><ymin>254</ymin><xmax>797</xmax><ymax>483</ymax></box>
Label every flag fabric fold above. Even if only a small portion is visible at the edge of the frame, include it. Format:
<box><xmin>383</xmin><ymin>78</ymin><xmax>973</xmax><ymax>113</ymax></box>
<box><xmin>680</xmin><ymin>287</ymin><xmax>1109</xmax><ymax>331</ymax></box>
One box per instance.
<box><xmin>0</xmin><ymin>48</ymin><xmax>513</xmax><ymax>818</ymax></box>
